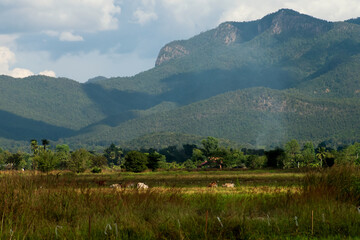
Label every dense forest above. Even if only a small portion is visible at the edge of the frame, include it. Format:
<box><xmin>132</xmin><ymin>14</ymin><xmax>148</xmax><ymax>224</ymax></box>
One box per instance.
<box><xmin>1</xmin><ymin>137</ymin><xmax>359</xmax><ymax>173</ymax></box>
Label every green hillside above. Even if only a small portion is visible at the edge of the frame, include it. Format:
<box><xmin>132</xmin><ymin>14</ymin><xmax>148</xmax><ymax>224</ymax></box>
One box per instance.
<box><xmin>65</xmin><ymin>88</ymin><xmax>360</xmax><ymax>148</ymax></box>
<box><xmin>1</xmin><ymin>9</ymin><xmax>360</xmax><ymax>149</ymax></box>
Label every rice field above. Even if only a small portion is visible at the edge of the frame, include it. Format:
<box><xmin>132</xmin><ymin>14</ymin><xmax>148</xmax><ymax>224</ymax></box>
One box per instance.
<box><xmin>0</xmin><ymin>167</ymin><xmax>359</xmax><ymax>239</ymax></box>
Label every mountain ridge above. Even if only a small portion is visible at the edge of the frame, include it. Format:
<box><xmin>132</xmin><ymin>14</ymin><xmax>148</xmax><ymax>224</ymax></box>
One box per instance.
<box><xmin>1</xmin><ymin>9</ymin><xmax>360</xmax><ymax>149</ymax></box>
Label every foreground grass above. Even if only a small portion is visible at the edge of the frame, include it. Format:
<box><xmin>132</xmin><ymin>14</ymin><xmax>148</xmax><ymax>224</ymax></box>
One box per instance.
<box><xmin>0</xmin><ymin>168</ymin><xmax>359</xmax><ymax>239</ymax></box>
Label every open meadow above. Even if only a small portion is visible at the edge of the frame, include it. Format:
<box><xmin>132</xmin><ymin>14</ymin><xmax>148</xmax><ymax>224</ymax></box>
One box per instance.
<box><xmin>1</xmin><ymin>167</ymin><xmax>360</xmax><ymax>239</ymax></box>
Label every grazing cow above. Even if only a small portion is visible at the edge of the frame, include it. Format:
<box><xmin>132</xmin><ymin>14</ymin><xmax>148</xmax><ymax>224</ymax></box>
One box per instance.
<box><xmin>222</xmin><ymin>183</ymin><xmax>235</xmax><ymax>188</ymax></box>
<box><xmin>208</xmin><ymin>181</ymin><xmax>218</xmax><ymax>188</ymax></box>
<box><xmin>110</xmin><ymin>183</ymin><xmax>121</xmax><ymax>189</ymax></box>
<box><xmin>137</xmin><ymin>182</ymin><xmax>149</xmax><ymax>190</ymax></box>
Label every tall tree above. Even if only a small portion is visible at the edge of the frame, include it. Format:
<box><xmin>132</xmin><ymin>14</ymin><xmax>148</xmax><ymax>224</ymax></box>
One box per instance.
<box><xmin>30</xmin><ymin>139</ymin><xmax>39</xmax><ymax>155</ymax></box>
<box><xmin>33</xmin><ymin>150</ymin><xmax>58</xmax><ymax>172</ymax></box>
<box><xmin>55</xmin><ymin>144</ymin><xmax>70</xmax><ymax>169</ymax></box>
<box><xmin>201</xmin><ymin>137</ymin><xmax>219</xmax><ymax>157</ymax></box>
<box><xmin>124</xmin><ymin>151</ymin><xmax>148</xmax><ymax>172</ymax></box>
<box><xmin>316</xmin><ymin>147</ymin><xmax>327</xmax><ymax>167</ymax></box>
<box><xmin>284</xmin><ymin>139</ymin><xmax>301</xmax><ymax>168</ymax></box>
<box><xmin>147</xmin><ymin>151</ymin><xmax>165</xmax><ymax>171</ymax></box>
<box><xmin>41</xmin><ymin>139</ymin><xmax>50</xmax><ymax>151</ymax></box>
<box><xmin>104</xmin><ymin>143</ymin><xmax>123</xmax><ymax>166</ymax></box>
<box><xmin>301</xmin><ymin>142</ymin><xmax>316</xmax><ymax>166</ymax></box>
<box><xmin>68</xmin><ymin>149</ymin><xmax>91</xmax><ymax>173</ymax></box>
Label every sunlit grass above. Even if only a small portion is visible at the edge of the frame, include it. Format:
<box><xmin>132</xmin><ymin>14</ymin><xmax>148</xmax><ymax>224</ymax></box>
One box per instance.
<box><xmin>0</xmin><ymin>168</ymin><xmax>359</xmax><ymax>239</ymax></box>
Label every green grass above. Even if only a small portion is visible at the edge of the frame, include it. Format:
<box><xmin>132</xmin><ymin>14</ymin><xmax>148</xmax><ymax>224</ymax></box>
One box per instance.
<box><xmin>0</xmin><ymin>168</ymin><xmax>359</xmax><ymax>239</ymax></box>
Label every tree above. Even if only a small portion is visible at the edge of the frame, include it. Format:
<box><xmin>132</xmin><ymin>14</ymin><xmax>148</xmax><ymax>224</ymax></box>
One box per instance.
<box><xmin>284</xmin><ymin>139</ymin><xmax>301</xmax><ymax>168</ymax></box>
<box><xmin>147</xmin><ymin>151</ymin><xmax>165</xmax><ymax>171</ymax></box>
<box><xmin>124</xmin><ymin>151</ymin><xmax>148</xmax><ymax>172</ymax></box>
<box><xmin>90</xmin><ymin>155</ymin><xmax>107</xmax><ymax>168</ymax></box>
<box><xmin>0</xmin><ymin>150</ymin><xmax>11</xmax><ymax>170</ymax></box>
<box><xmin>6</xmin><ymin>153</ymin><xmax>24</xmax><ymax>170</ymax></box>
<box><xmin>316</xmin><ymin>147</ymin><xmax>327</xmax><ymax>167</ymax></box>
<box><xmin>55</xmin><ymin>144</ymin><xmax>70</xmax><ymax>169</ymax></box>
<box><xmin>41</xmin><ymin>139</ymin><xmax>50</xmax><ymax>151</ymax></box>
<box><xmin>68</xmin><ymin>149</ymin><xmax>91</xmax><ymax>173</ymax></box>
<box><xmin>30</xmin><ymin>139</ymin><xmax>39</xmax><ymax>155</ymax></box>
<box><xmin>301</xmin><ymin>142</ymin><xmax>316</xmax><ymax>166</ymax></box>
<box><xmin>343</xmin><ymin>142</ymin><xmax>360</xmax><ymax>164</ymax></box>
<box><xmin>201</xmin><ymin>137</ymin><xmax>219</xmax><ymax>157</ymax></box>
<box><xmin>104</xmin><ymin>143</ymin><xmax>123</xmax><ymax>167</ymax></box>
<box><xmin>265</xmin><ymin>148</ymin><xmax>286</xmax><ymax>168</ymax></box>
<box><xmin>222</xmin><ymin>149</ymin><xmax>246</xmax><ymax>168</ymax></box>
<box><xmin>33</xmin><ymin>150</ymin><xmax>58</xmax><ymax>172</ymax></box>
<box><xmin>190</xmin><ymin>148</ymin><xmax>206</xmax><ymax>165</ymax></box>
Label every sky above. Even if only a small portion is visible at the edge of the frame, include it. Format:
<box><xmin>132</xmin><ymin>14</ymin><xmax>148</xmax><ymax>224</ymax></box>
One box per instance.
<box><xmin>1</xmin><ymin>0</ymin><xmax>360</xmax><ymax>82</ymax></box>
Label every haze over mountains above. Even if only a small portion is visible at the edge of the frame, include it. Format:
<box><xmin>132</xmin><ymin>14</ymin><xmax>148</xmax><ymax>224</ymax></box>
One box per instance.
<box><xmin>2</xmin><ymin>9</ymin><xmax>360</xmax><ymax>150</ymax></box>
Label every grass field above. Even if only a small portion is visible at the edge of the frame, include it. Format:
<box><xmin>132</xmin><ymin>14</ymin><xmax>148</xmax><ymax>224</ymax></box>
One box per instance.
<box><xmin>0</xmin><ymin>167</ymin><xmax>359</xmax><ymax>239</ymax></box>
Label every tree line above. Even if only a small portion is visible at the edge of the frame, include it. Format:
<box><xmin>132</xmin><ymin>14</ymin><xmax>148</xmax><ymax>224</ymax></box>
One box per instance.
<box><xmin>0</xmin><ymin>137</ymin><xmax>360</xmax><ymax>173</ymax></box>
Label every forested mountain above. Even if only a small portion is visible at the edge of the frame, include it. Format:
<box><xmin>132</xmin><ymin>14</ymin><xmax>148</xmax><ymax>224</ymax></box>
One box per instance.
<box><xmin>1</xmin><ymin>9</ymin><xmax>360</xmax><ymax>149</ymax></box>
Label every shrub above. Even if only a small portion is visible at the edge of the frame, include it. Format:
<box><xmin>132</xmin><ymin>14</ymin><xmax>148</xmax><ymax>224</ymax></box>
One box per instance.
<box><xmin>91</xmin><ymin>167</ymin><xmax>102</xmax><ymax>173</ymax></box>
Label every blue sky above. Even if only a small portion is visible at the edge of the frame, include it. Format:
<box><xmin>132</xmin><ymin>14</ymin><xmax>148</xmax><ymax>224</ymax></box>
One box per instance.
<box><xmin>1</xmin><ymin>0</ymin><xmax>360</xmax><ymax>82</ymax></box>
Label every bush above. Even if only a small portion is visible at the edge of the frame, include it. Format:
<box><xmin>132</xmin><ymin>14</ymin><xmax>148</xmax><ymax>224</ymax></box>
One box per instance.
<box><xmin>91</xmin><ymin>167</ymin><xmax>102</xmax><ymax>173</ymax></box>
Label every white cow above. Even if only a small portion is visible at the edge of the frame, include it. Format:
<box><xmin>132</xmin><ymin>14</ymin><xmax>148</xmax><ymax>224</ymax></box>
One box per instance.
<box><xmin>222</xmin><ymin>183</ymin><xmax>235</xmax><ymax>188</ymax></box>
<box><xmin>110</xmin><ymin>183</ymin><xmax>121</xmax><ymax>189</ymax></box>
<box><xmin>137</xmin><ymin>182</ymin><xmax>149</xmax><ymax>190</ymax></box>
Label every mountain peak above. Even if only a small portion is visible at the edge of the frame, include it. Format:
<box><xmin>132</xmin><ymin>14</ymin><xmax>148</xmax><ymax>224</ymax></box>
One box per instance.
<box><xmin>260</xmin><ymin>9</ymin><xmax>333</xmax><ymax>36</ymax></box>
<box><xmin>155</xmin><ymin>9</ymin><xmax>334</xmax><ymax>67</ymax></box>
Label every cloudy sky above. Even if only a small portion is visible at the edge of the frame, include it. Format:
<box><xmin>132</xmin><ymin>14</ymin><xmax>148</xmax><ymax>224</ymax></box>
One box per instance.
<box><xmin>1</xmin><ymin>0</ymin><xmax>360</xmax><ymax>82</ymax></box>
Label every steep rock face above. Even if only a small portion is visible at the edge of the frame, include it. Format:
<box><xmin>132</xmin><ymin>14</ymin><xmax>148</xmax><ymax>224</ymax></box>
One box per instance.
<box><xmin>155</xmin><ymin>43</ymin><xmax>190</xmax><ymax>66</ymax></box>
<box><xmin>214</xmin><ymin>22</ymin><xmax>241</xmax><ymax>45</ymax></box>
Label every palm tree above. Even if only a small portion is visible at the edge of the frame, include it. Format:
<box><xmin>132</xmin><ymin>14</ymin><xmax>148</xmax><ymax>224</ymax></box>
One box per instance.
<box><xmin>30</xmin><ymin>139</ymin><xmax>39</xmax><ymax>155</ymax></box>
<box><xmin>41</xmin><ymin>139</ymin><xmax>50</xmax><ymax>151</ymax></box>
<box><xmin>316</xmin><ymin>147</ymin><xmax>327</xmax><ymax>167</ymax></box>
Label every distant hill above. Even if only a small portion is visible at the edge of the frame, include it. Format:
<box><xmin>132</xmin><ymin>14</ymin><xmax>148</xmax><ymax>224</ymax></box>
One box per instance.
<box><xmin>65</xmin><ymin>88</ymin><xmax>360</xmax><ymax>148</ymax></box>
<box><xmin>86</xmin><ymin>76</ymin><xmax>108</xmax><ymax>83</ymax></box>
<box><xmin>1</xmin><ymin>9</ymin><xmax>360</xmax><ymax>149</ymax></box>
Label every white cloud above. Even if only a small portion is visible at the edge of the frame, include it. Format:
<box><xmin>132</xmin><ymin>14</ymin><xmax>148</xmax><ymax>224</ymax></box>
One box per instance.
<box><xmin>0</xmin><ymin>0</ymin><xmax>121</xmax><ymax>33</ymax></box>
<box><xmin>217</xmin><ymin>0</ymin><xmax>360</xmax><ymax>24</ymax></box>
<box><xmin>160</xmin><ymin>0</ymin><xmax>214</xmax><ymax>27</ymax></box>
<box><xmin>132</xmin><ymin>0</ymin><xmax>158</xmax><ymax>25</ymax></box>
<box><xmin>39</xmin><ymin>70</ymin><xmax>56</xmax><ymax>77</ymax></box>
<box><xmin>10</xmin><ymin>68</ymin><xmax>34</xmax><ymax>78</ymax></box>
<box><xmin>133</xmin><ymin>9</ymin><xmax>158</xmax><ymax>25</ymax></box>
<box><xmin>0</xmin><ymin>46</ymin><xmax>56</xmax><ymax>78</ymax></box>
<box><xmin>59</xmin><ymin>32</ymin><xmax>84</xmax><ymax>42</ymax></box>
<box><xmin>283</xmin><ymin>0</ymin><xmax>360</xmax><ymax>21</ymax></box>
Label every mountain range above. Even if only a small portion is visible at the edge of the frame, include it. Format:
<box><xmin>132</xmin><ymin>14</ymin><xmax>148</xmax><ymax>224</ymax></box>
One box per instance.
<box><xmin>2</xmin><ymin>9</ymin><xmax>360</xmax><ymax>150</ymax></box>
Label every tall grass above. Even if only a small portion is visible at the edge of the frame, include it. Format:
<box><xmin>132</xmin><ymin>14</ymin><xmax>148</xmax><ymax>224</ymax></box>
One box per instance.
<box><xmin>303</xmin><ymin>164</ymin><xmax>360</xmax><ymax>204</ymax></box>
<box><xmin>0</xmin><ymin>169</ymin><xmax>359</xmax><ymax>239</ymax></box>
